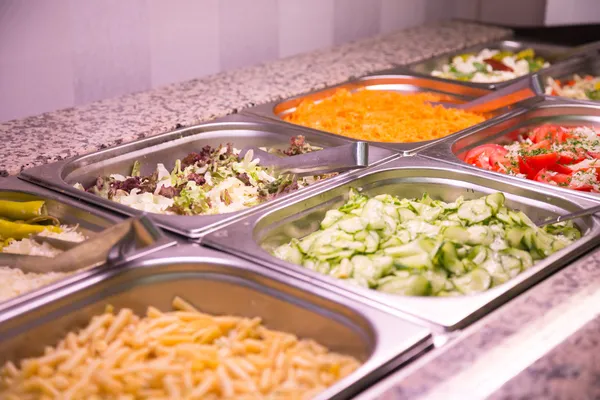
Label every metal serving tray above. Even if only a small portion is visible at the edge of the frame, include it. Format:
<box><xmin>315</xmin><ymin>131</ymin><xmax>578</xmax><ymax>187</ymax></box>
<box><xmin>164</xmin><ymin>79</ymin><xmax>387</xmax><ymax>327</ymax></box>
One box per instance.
<box><xmin>532</xmin><ymin>53</ymin><xmax>600</xmax><ymax>102</ymax></box>
<box><xmin>0</xmin><ymin>177</ymin><xmax>175</xmax><ymax>311</ymax></box>
<box><xmin>419</xmin><ymin>100</ymin><xmax>600</xmax><ymax>201</ymax></box>
<box><xmin>202</xmin><ymin>156</ymin><xmax>600</xmax><ymax>331</ymax></box>
<box><xmin>243</xmin><ymin>74</ymin><xmax>502</xmax><ymax>154</ymax></box>
<box><xmin>19</xmin><ymin>114</ymin><xmax>397</xmax><ymax>239</ymax></box>
<box><xmin>0</xmin><ymin>245</ymin><xmax>432</xmax><ymax>400</ymax></box>
<box><xmin>403</xmin><ymin>39</ymin><xmax>571</xmax><ymax>90</ymax></box>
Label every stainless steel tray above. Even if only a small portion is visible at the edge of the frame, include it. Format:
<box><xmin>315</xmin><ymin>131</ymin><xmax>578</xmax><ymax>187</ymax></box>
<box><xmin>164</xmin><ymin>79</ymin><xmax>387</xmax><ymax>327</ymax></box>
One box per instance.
<box><xmin>202</xmin><ymin>156</ymin><xmax>600</xmax><ymax>330</ymax></box>
<box><xmin>532</xmin><ymin>53</ymin><xmax>600</xmax><ymax>103</ymax></box>
<box><xmin>19</xmin><ymin>114</ymin><xmax>397</xmax><ymax>239</ymax></box>
<box><xmin>419</xmin><ymin>99</ymin><xmax>600</xmax><ymax>202</ymax></box>
<box><xmin>0</xmin><ymin>176</ymin><xmax>176</xmax><ymax>311</ymax></box>
<box><xmin>242</xmin><ymin>74</ymin><xmax>506</xmax><ymax>154</ymax></box>
<box><xmin>0</xmin><ymin>244</ymin><xmax>432</xmax><ymax>400</ymax></box>
<box><xmin>402</xmin><ymin>39</ymin><xmax>571</xmax><ymax>90</ymax></box>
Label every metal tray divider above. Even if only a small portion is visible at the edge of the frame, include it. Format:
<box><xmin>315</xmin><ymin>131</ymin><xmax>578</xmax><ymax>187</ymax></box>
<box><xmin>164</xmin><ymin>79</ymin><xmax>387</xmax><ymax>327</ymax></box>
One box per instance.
<box><xmin>0</xmin><ymin>244</ymin><xmax>434</xmax><ymax>400</ymax></box>
<box><xmin>201</xmin><ymin>155</ymin><xmax>600</xmax><ymax>330</ymax></box>
<box><xmin>18</xmin><ymin>113</ymin><xmax>398</xmax><ymax>239</ymax></box>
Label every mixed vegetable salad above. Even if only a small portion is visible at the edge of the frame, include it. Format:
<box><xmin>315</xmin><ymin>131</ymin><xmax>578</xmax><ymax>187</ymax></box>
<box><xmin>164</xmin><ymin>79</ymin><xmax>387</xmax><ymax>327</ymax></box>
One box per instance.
<box><xmin>76</xmin><ymin>136</ymin><xmax>334</xmax><ymax>215</ymax></box>
<box><xmin>432</xmin><ymin>48</ymin><xmax>549</xmax><ymax>83</ymax></box>
<box><xmin>545</xmin><ymin>74</ymin><xmax>600</xmax><ymax>101</ymax></box>
<box><xmin>273</xmin><ymin>190</ymin><xmax>579</xmax><ymax>296</ymax></box>
<box><xmin>463</xmin><ymin>125</ymin><xmax>600</xmax><ymax>193</ymax></box>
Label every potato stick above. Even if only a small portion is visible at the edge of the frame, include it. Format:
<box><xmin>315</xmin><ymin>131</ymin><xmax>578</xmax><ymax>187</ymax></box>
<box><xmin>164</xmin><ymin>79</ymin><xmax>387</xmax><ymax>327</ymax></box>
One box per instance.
<box><xmin>78</xmin><ymin>314</ymin><xmax>111</xmax><ymax>342</ymax></box>
<box><xmin>57</xmin><ymin>348</ymin><xmax>87</xmax><ymax>372</ymax></box>
<box><xmin>216</xmin><ymin>365</ymin><xmax>234</xmax><ymax>398</ymax></box>
<box><xmin>189</xmin><ymin>375</ymin><xmax>216</xmax><ymax>399</ymax></box>
<box><xmin>172</xmin><ymin>296</ymin><xmax>200</xmax><ymax>313</ymax></box>
<box><xmin>163</xmin><ymin>375</ymin><xmax>181</xmax><ymax>400</ymax></box>
<box><xmin>35</xmin><ymin>349</ymin><xmax>71</xmax><ymax>367</ymax></box>
<box><xmin>104</xmin><ymin>309</ymin><xmax>133</xmax><ymax>343</ymax></box>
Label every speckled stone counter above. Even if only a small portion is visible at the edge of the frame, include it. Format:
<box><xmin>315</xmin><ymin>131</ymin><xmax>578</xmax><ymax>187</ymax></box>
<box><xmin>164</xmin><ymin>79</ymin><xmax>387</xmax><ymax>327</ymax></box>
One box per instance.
<box><xmin>2</xmin><ymin>19</ymin><xmax>599</xmax><ymax>400</ymax></box>
<box><xmin>0</xmin><ymin>20</ymin><xmax>510</xmax><ymax>176</ymax></box>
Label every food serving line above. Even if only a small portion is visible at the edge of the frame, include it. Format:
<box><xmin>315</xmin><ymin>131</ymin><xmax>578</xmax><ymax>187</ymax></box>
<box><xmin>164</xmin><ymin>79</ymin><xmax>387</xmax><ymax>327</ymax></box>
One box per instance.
<box><xmin>0</xmin><ymin>21</ymin><xmax>599</xmax><ymax>399</ymax></box>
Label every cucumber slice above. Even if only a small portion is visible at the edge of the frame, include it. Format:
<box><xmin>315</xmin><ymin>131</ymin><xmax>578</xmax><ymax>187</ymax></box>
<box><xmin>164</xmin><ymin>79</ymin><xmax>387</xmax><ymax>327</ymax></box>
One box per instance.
<box><xmin>468</xmin><ymin>245</ymin><xmax>488</xmax><ymax>264</ymax></box>
<box><xmin>533</xmin><ymin>230</ymin><xmax>555</xmax><ymax>257</ymax></box>
<box><xmin>321</xmin><ymin>209</ymin><xmax>345</xmax><ymax>229</ymax></box>
<box><xmin>383</xmin><ymin>204</ymin><xmax>399</xmax><ymax>219</ymax></box>
<box><xmin>273</xmin><ymin>243</ymin><xmax>303</xmax><ymax>264</ymax></box>
<box><xmin>361</xmin><ymin>198</ymin><xmax>386</xmax><ymax>230</ymax></box>
<box><xmin>297</xmin><ymin>231</ymin><xmax>320</xmax><ymax>253</ymax></box>
<box><xmin>435</xmin><ymin>241</ymin><xmax>466</xmax><ymax>275</ymax></box>
<box><xmin>482</xmin><ymin>257</ymin><xmax>510</xmax><ymax>286</ymax></box>
<box><xmin>393</xmin><ymin>253</ymin><xmax>433</xmax><ymax>269</ymax></box>
<box><xmin>485</xmin><ymin>192</ymin><xmax>505</xmax><ymax>214</ymax></box>
<box><xmin>466</xmin><ymin>225</ymin><xmax>494</xmax><ymax>246</ymax></box>
<box><xmin>384</xmin><ymin>240</ymin><xmax>425</xmax><ymax>257</ymax></box>
<box><xmin>506</xmin><ymin>226</ymin><xmax>526</xmax><ymax>249</ymax></box>
<box><xmin>377</xmin><ymin>274</ymin><xmax>431</xmax><ymax>296</ymax></box>
<box><xmin>452</xmin><ymin>268</ymin><xmax>492</xmax><ymax>295</ymax></box>
<box><xmin>499</xmin><ymin>253</ymin><xmax>522</xmax><ymax>276</ymax></box>
<box><xmin>397</xmin><ymin>208</ymin><xmax>417</xmax><ymax>222</ymax></box>
<box><xmin>351</xmin><ymin>255</ymin><xmax>388</xmax><ymax>285</ymax></box>
<box><xmin>338</xmin><ymin>216</ymin><xmax>367</xmax><ymax>233</ymax></box>
<box><xmin>315</xmin><ymin>249</ymin><xmax>355</xmax><ymax>261</ymax></box>
<box><xmin>370</xmin><ymin>254</ymin><xmax>394</xmax><ymax>275</ymax></box>
<box><xmin>457</xmin><ymin>200</ymin><xmax>492</xmax><ymax>224</ymax></box>
<box><xmin>380</xmin><ymin>236</ymin><xmax>403</xmax><ymax>249</ymax></box>
<box><xmin>316</xmin><ymin>261</ymin><xmax>331</xmax><ymax>274</ymax></box>
<box><xmin>424</xmin><ymin>268</ymin><xmax>450</xmax><ymax>295</ymax></box>
<box><xmin>442</xmin><ymin>225</ymin><xmax>469</xmax><ymax>243</ymax></box>
<box><xmin>330</xmin><ymin>258</ymin><xmax>353</xmax><ymax>279</ymax></box>
<box><xmin>331</xmin><ymin>240</ymin><xmax>366</xmax><ymax>252</ymax></box>
<box><xmin>364</xmin><ymin>231</ymin><xmax>380</xmax><ymax>253</ymax></box>
<box><xmin>503</xmin><ymin>248</ymin><xmax>533</xmax><ymax>269</ymax></box>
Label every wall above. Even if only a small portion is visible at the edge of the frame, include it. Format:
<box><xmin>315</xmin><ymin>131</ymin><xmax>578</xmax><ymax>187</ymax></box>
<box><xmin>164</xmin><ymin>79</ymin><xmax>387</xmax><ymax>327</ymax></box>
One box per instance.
<box><xmin>0</xmin><ymin>0</ymin><xmax>477</xmax><ymax>123</ymax></box>
<box><xmin>545</xmin><ymin>0</ymin><xmax>600</xmax><ymax>26</ymax></box>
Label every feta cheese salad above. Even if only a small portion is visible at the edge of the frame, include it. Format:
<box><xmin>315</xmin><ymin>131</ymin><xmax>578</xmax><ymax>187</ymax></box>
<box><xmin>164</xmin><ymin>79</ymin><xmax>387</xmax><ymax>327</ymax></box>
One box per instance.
<box><xmin>76</xmin><ymin>136</ymin><xmax>336</xmax><ymax>215</ymax></box>
<box><xmin>463</xmin><ymin>125</ymin><xmax>600</xmax><ymax>193</ymax></box>
<box><xmin>0</xmin><ymin>199</ymin><xmax>86</xmax><ymax>301</ymax></box>
<box><xmin>545</xmin><ymin>74</ymin><xmax>600</xmax><ymax>101</ymax></box>
<box><xmin>432</xmin><ymin>48</ymin><xmax>549</xmax><ymax>83</ymax></box>
<box><xmin>273</xmin><ymin>190</ymin><xmax>580</xmax><ymax>296</ymax></box>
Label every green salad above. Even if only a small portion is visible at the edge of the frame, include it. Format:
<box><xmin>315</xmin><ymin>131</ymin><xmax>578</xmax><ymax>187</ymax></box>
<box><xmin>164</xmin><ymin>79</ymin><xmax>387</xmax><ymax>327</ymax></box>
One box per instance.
<box><xmin>273</xmin><ymin>189</ymin><xmax>580</xmax><ymax>296</ymax></box>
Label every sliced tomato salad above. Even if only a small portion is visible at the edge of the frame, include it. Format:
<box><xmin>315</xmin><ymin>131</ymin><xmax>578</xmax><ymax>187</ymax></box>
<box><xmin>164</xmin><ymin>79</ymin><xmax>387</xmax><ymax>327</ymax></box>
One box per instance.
<box><xmin>463</xmin><ymin>125</ymin><xmax>600</xmax><ymax>193</ymax></box>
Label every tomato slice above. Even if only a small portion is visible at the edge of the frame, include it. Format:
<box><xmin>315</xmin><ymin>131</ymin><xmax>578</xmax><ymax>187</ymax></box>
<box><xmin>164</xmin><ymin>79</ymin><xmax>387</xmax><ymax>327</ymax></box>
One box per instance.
<box><xmin>534</xmin><ymin>168</ymin><xmax>571</xmax><ymax>186</ymax></box>
<box><xmin>529</xmin><ymin>126</ymin><xmax>561</xmax><ymax>143</ymax></box>
<box><xmin>548</xmin><ymin>163</ymin><xmax>573</xmax><ymax>174</ymax></box>
<box><xmin>570</xmin><ymin>183</ymin><xmax>594</xmax><ymax>191</ymax></box>
<box><xmin>530</xmin><ymin>140</ymin><xmax>552</xmax><ymax>150</ymax></box>
<box><xmin>552</xmin><ymin>129</ymin><xmax>572</xmax><ymax>143</ymax></box>
<box><xmin>588</xmin><ymin>151</ymin><xmax>600</xmax><ymax>159</ymax></box>
<box><xmin>464</xmin><ymin>144</ymin><xmax>508</xmax><ymax>171</ymax></box>
<box><xmin>518</xmin><ymin>156</ymin><xmax>537</xmax><ymax>179</ymax></box>
<box><xmin>534</xmin><ymin>168</ymin><xmax>553</xmax><ymax>184</ymax></box>
<box><xmin>522</xmin><ymin>153</ymin><xmax>559</xmax><ymax>171</ymax></box>
<box><xmin>558</xmin><ymin>150</ymin><xmax>586</xmax><ymax>164</ymax></box>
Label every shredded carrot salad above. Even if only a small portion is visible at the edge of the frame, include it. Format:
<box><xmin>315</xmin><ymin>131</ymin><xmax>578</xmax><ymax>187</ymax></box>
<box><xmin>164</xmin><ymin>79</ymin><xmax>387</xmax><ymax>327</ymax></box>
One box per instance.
<box><xmin>283</xmin><ymin>89</ymin><xmax>486</xmax><ymax>143</ymax></box>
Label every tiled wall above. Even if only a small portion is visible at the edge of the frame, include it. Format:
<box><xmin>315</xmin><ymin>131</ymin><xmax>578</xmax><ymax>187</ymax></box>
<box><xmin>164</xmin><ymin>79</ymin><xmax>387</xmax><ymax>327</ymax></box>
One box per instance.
<box><xmin>0</xmin><ymin>0</ymin><xmax>479</xmax><ymax>122</ymax></box>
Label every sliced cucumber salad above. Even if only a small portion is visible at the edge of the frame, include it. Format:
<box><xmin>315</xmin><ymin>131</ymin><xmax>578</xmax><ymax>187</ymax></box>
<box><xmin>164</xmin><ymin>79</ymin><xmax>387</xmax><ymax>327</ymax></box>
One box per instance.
<box><xmin>273</xmin><ymin>189</ymin><xmax>581</xmax><ymax>296</ymax></box>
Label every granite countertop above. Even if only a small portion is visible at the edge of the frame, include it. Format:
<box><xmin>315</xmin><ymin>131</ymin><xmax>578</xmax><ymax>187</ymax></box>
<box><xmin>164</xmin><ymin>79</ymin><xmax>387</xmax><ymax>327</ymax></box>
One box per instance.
<box><xmin>1</xmin><ymin>20</ymin><xmax>599</xmax><ymax>400</ymax></box>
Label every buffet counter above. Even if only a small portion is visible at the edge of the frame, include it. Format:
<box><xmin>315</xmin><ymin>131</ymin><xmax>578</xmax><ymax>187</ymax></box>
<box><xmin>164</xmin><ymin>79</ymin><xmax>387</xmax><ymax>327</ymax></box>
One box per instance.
<box><xmin>1</xmin><ymin>20</ymin><xmax>599</xmax><ymax>400</ymax></box>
